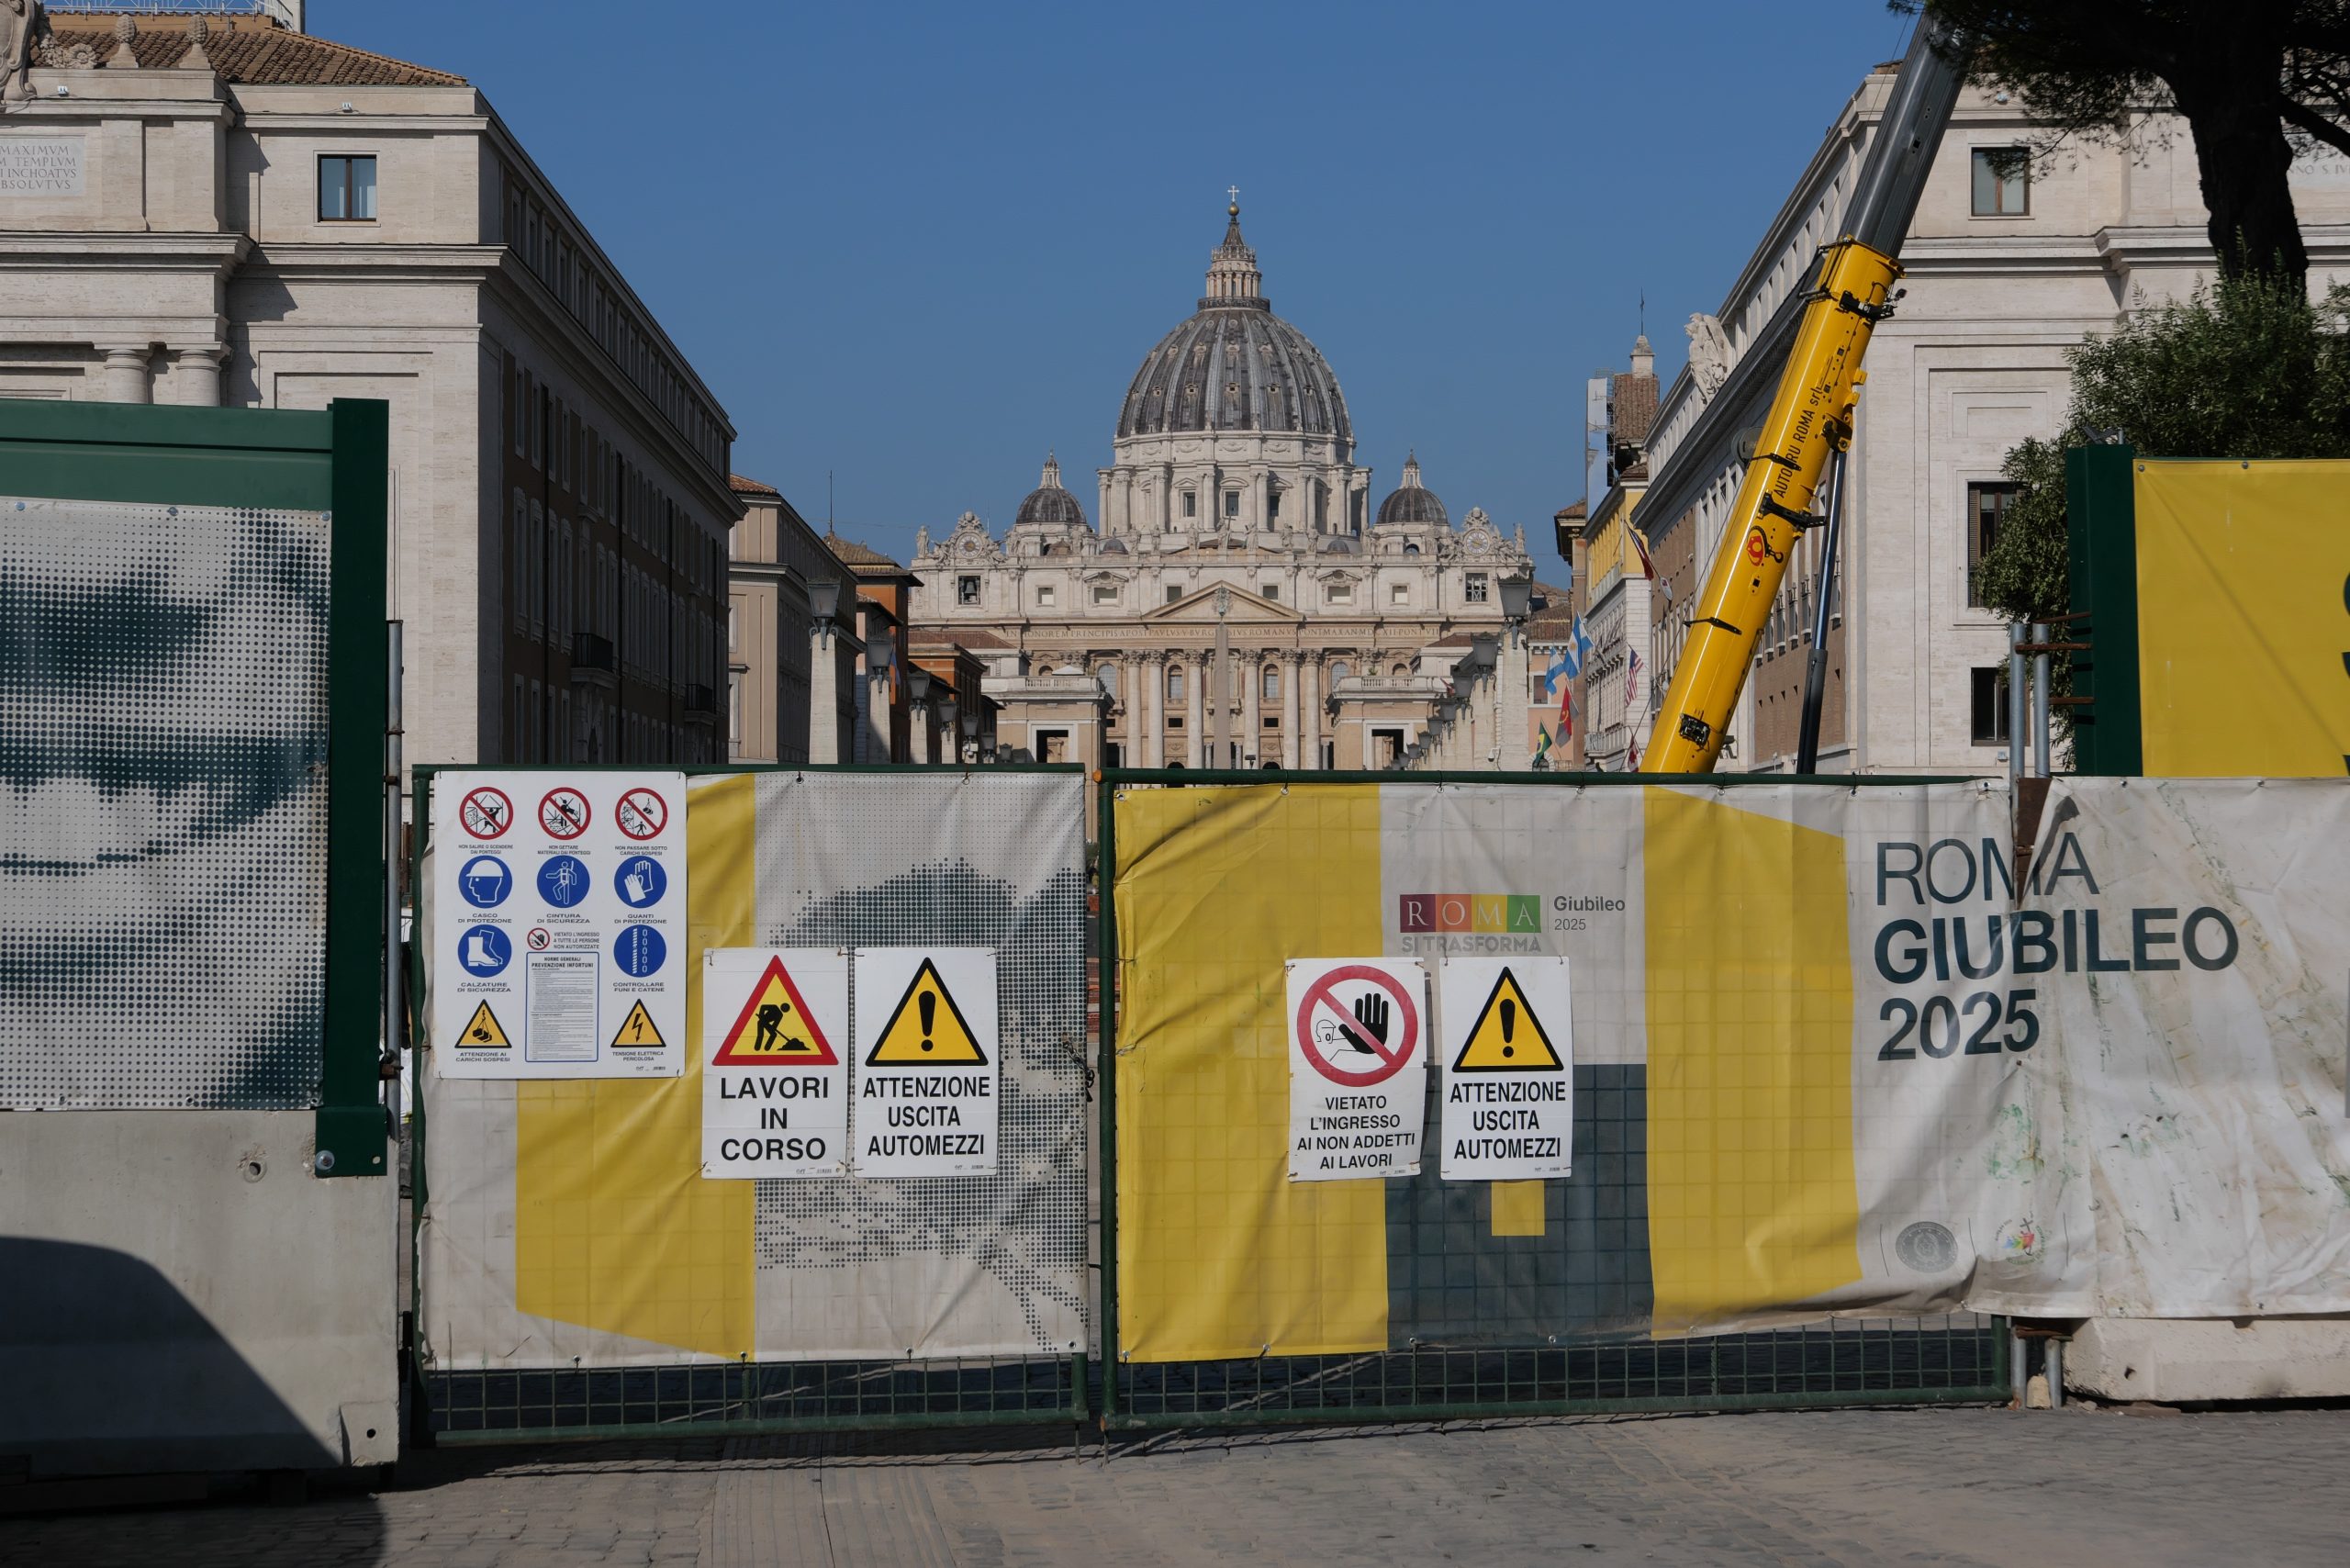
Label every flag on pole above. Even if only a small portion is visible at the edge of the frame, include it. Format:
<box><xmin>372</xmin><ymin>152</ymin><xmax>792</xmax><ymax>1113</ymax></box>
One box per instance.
<box><xmin>1626</xmin><ymin>737</ymin><xmax>1641</xmax><ymax>769</ymax></box>
<box><xmin>1629</xmin><ymin>524</ymin><xmax>1657</xmax><ymax>582</ymax></box>
<box><xmin>1533</xmin><ymin>723</ymin><xmax>1552</xmax><ymax>762</ymax></box>
<box><xmin>1560</xmin><ymin>684</ymin><xmax>1574</xmax><ymax>739</ymax></box>
<box><xmin>1569</xmin><ymin>617</ymin><xmax>1595</xmax><ymax>675</ymax></box>
<box><xmin>1540</xmin><ymin>648</ymin><xmax>1572</xmax><ymax>700</ymax></box>
<box><xmin>1627</xmin><ymin>648</ymin><xmax>1642</xmax><ymax>703</ymax></box>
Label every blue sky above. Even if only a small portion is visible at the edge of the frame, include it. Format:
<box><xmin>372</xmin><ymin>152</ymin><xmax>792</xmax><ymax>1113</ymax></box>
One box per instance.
<box><xmin>330</xmin><ymin>1</ymin><xmax>1915</xmax><ymax>566</ymax></box>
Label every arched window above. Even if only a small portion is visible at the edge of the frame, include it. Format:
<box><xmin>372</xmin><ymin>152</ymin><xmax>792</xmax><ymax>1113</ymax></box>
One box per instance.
<box><xmin>1168</xmin><ymin>664</ymin><xmax>1186</xmax><ymax>700</ymax></box>
<box><xmin>1328</xmin><ymin>661</ymin><xmax>1351</xmax><ymax>684</ymax></box>
<box><xmin>1098</xmin><ymin>664</ymin><xmax>1120</xmax><ymax>700</ymax></box>
<box><xmin>1262</xmin><ymin>664</ymin><xmax>1281</xmax><ymax>700</ymax></box>
<box><xmin>1392</xmin><ymin>663</ymin><xmax>1409</xmax><ymax>679</ymax></box>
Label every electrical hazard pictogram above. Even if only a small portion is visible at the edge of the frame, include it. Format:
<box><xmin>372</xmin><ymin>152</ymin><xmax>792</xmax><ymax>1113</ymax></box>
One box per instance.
<box><xmin>454</xmin><ymin>1000</ymin><xmax>510</xmax><ymax>1048</ymax></box>
<box><xmin>610</xmin><ymin>998</ymin><xmax>666</xmax><ymax>1049</ymax></box>
<box><xmin>866</xmin><ymin>958</ymin><xmax>988</xmax><ymax>1066</ymax></box>
<box><xmin>1450</xmin><ymin>967</ymin><xmax>1562</xmax><ymax>1072</ymax></box>
<box><xmin>711</xmin><ymin>955</ymin><xmax>840</xmax><ymax>1066</ymax></box>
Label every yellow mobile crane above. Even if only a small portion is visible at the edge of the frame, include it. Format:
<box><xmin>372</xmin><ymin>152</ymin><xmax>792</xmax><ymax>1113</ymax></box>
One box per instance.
<box><xmin>1641</xmin><ymin>25</ymin><xmax>1964</xmax><ymax>775</ymax></box>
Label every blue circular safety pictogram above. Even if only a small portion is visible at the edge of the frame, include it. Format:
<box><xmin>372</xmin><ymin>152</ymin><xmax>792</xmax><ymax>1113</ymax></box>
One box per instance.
<box><xmin>457</xmin><ymin>924</ymin><xmax>511</xmax><ymax>979</ymax></box>
<box><xmin>614</xmin><ymin>855</ymin><xmax>667</xmax><ymax>909</ymax></box>
<box><xmin>537</xmin><ymin>854</ymin><xmax>591</xmax><ymax>909</ymax></box>
<box><xmin>612</xmin><ymin>924</ymin><xmax>666</xmax><ymax>978</ymax></box>
<box><xmin>456</xmin><ymin>855</ymin><xmax>512</xmax><ymax>909</ymax></box>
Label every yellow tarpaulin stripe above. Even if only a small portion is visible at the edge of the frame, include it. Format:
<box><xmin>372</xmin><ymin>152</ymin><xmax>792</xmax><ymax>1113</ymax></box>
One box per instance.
<box><xmin>514</xmin><ymin>772</ymin><xmax>756</xmax><ymax>1358</ymax></box>
<box><xmin>1113</xmin><ymin>783</ymin><xmax>1389</xmax><ymax>1361</ymax></box>
<box><xmin>1642</xmin><ymin>787</ymin><xmax>1860</xmax><ymax>1331</ymax></box>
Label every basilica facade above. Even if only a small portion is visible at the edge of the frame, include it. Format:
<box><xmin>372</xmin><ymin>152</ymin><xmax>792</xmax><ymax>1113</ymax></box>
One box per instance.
<box><xmin>906</xmin><ymin>203</ymin><xmax>1535</xmax><ymax>771</ymax></box>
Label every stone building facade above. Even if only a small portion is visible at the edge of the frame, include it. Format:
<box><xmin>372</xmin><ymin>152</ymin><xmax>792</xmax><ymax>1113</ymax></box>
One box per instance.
<box><xmin>1636</xmin><ymin>64</ymin><xmax>2350</xmax><ymax>774</ymax></box>
<box><xmin>0</xmin><ymin>3</ymin><xmax>733</xmax><ymax>770</ymax></box>
<box><xmin>725</xmin><ymin>475</ymin><xmax>858</xmax><ymax>764</ymax></box>
<box><xmin>907</xmin><ymin>205</ymin><xmax>1535</xmax><ymax>770</ymax></box>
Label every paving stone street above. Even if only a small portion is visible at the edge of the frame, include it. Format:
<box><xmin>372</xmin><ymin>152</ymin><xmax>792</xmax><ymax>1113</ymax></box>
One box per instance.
<box><xmin>6</xmin><ymin>1406</ymin><xmax>2347</xmax><ymax>1568</ymax></box>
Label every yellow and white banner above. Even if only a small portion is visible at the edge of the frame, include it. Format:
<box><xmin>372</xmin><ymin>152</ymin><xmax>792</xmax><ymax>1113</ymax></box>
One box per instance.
<box><xmin>419</xmin><ymin>770</ymin><xmax>1088</xmax><ymax>1370</ymax></box>
<box><xmin>1112</xmin><ymin>779</ymin><xmax>2026</xmax><ymax>1360</ymax></box>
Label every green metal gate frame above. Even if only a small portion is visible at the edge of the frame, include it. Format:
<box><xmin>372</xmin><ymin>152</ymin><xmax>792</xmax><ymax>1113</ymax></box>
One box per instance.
<box><xmin>407</xmin><ymin>761</ymin><xmax>1097</xmax><ymax>1442</ymax></box>
<box><xmin>1092</xmin><ymin>767</ymin><xmax>2012</xmax><ymax>1429</ymax></box>
<box><xmin>0</xmin><ymin>398</ymin><xmax>391</xmax><ymax>1177</ymax></box>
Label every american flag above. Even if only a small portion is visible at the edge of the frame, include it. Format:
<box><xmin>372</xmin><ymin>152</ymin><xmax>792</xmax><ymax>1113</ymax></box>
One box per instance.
<box><xmin>1627</xmin><ymin>649</ymin><xmax>1643</xmax><ymax>703</ymax></box>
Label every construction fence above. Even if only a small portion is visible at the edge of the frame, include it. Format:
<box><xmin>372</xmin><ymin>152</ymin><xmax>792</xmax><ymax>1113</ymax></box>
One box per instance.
<box><xmin>408</xmin><ymin>767</ymin><xmax>2350</xmax><ymax>1439</ymax></box>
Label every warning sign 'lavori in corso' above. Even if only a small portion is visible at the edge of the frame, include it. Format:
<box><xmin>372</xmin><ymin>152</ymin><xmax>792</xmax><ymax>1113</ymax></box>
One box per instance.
<box><xmin>702</xmin><ymin>948</ymin><xmax>849</xmax><ymax>1179</ymax></box>
<box><xmin>1437</xmin><ymin>957</ymin><xmax>1572</xmax><ymax>1181</ymax></box>
<box><xmin>431</xmin><ymin>769</ymin><xmax>686</xmax><ymax>1079</ymax></box>
<box><xmin>1286</xmin><ymin>958</ymin><xmax>1430</xmax><ymax>1182</ymax></box>
<box><xmin>853</xmin><ymin>946</ymin><xmax>999</xmax><ymax>1177</ymax></box>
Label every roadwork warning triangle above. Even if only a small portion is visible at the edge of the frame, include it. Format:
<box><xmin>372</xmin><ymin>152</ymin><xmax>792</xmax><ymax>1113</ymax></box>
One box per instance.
<box><xmin>610</xmin><ymin>998</ymin><xmax>666</xmax><ymax>1049</ymax></box>
<box><xmin>866</xmin><ymin>958</ymin><xmax>988</xmax><ymax>1066</ymax></box>
<box><xmin>455</xmin><ymin>1000</ymin><xmax>510</xmax><ymax>1048</ymax></box>
<box><xmin>1450</xmin><ymin>968</ymin><xmax>1562</xmax><ymax>1072</ymax></box>
<box><xmin>711</xmin><ymin>956</ymin><xmax>839</xmax><ymax>1066</ymax></box>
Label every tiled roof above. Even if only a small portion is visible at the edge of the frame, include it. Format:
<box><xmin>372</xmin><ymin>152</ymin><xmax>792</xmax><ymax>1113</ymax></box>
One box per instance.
<box><xmin>1554</xmin><ymin>501</ymin><xmax>1587</xmax><ymax>521</ymax></box>
<box><xmin>46</xmin><ymin>20</ymin><xmax>466</xmax><ymax>86</ymax></box>
<box><xmin>823</xmin><ymin>533</ymin><xmax>920</xmax><ymax>581</ymax></box>
<box><xmin>1609</xmin><ymin>370</ymin><xmax>1660</xmax><ymax>447</ymax></box>
<box><xmin>729</xmin><ymin>473</ymin><xmax>781</xmax><ymax>498</ymax></box>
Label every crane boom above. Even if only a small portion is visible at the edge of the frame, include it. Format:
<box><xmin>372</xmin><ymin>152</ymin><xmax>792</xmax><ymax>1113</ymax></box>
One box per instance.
<box><xmin>1639</xmin><ymin>25</ymin><xmax>1964</xmax><ymax>775</ymax></box>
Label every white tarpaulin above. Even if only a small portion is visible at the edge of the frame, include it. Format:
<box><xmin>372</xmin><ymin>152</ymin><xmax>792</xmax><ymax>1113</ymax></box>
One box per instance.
<box><xmin>1968</xmin><ymin>778</ymin><xmax>2350</xmax><ymax>1319</ymax></box>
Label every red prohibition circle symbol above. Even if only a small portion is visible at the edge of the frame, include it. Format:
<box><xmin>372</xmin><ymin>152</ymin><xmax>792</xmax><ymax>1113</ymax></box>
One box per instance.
<box><xmin>615</xmin><ymin>788</ymin><xmax>668</xmax><ymax>842</ymax></box>
<box><xmin>527</xmin><ymin>927</ymin><xmax>552</xmax><ymax>951</ymax></box>
<box><xmin>459</xmin><ymin>787</ymin><xmax>513</xmax><ymax>841</ymax></box>
<box><xmin>538</xmin><ymin>787</ymin><xmax>591</xmax><ymax>840</ymax></box>
<box><xmin>1294</xmin><ymin>964</ymin><xmax>1419</xmax><ymax>1088</ymax></box>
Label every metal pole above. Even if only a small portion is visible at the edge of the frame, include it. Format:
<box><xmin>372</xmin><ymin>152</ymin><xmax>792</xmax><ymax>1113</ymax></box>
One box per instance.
<box><xmin>2009</xmin><ymin>1324</ymin><xmax>2027</xmax><ymax>1407</ymax></box>
<box><xmin>2009</xmin><ymin>622</ymin><xmax>2027</xmax><ymax>787</ymax></box>
<box><xmin>2045</xmin><ymin>1337</ymin><xmax>2065</xmax><ymax>1408</ymax></box>
<box><xmin>1794</xmin><ymin>444</ymin><xmax>1847</xmax><ymax>774</ymax></box>
<box><xmin>2031</xmin><ymin>622</ymin><xmax>2053</xmax><ymax>778</ymax></box>
<box><xmin>1095</xmin><ymin>772</ymin><xmax>1119</xmax><ymax>1425</ymax></box>
<box><xmin>384</xmin><ymin>620</ymin><xmax>404</xmax><ymax>1096</ymax></box>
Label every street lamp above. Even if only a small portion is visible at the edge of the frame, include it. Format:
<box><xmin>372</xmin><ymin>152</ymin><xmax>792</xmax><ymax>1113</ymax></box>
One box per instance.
<box><xmin>809</xmin><ymin>577</ymin><xmax>842</xmax><ymax>633</ymax></box>
<box><xmin>961</xmin><ymin>707</ymin><xmax>981</xmax><ymax>764</ymax></box>
<box><xmin>1498</xmin><ymin>574</ymin><xmax>1532</xmax><ymax>624</ymax></box>
<box><xmin>908</xmin><ymin>666</ymin><xmax>933</xmax><ymax>765</ymax></box>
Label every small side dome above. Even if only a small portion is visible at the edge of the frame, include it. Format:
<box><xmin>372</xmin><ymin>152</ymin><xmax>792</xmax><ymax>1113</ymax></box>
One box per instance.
<box><xmin>1315</xmin><ymin>533</ymin><xmax>1359</xmax><ymax>554</ymax></box>
<box><xmin>1101</xmin><ymin>535</ymin><xmax>1130</xmax><ymax>554</ymax></box>
<box><xmin>1374</xmin><ymin>451</ymin><xmax>1448</xmax><ymax>528</ymax></box>
<box><xmin>1013</xmin><ymin>452</ymin><xmax>1090</xmax><ymax>529</ymax></box>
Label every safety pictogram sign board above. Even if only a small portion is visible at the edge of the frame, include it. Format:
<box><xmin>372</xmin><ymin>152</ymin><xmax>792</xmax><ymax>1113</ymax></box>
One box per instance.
<box><xmin>853</xmin><ymin>946</ymin><xmax>999</xmax><ymax>1177</ymax></box>
<box><xmin>453</xmin><ymin>1000</ymin><xmax>510</xmax><ymax>1048</ymax></box>
<box><xmin>1438</xmin><ymin>958</ymin><xmax>1572</xmax><ymax>1182</ymax></box>
<box><xmin>1285</xmin><ymin>958</ymin><xmax>1428</xmax><ymax>1182</ymax></box>
<box><xmin>431</xmin><ymin>769</ymin><xmax>685</xmax><ymax>1081</ymax></box>
<box><xmin>703</xmin><ymin>949</ymin><xmax>849</xmax><ymax>1180</ymax></box>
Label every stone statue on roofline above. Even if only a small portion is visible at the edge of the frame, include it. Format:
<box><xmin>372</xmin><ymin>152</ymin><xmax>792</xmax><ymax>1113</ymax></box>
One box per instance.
<box><xmin>1685</xmin><ymin>313</ymin><xmax>1731</xmax><ymax>401</ymax></box>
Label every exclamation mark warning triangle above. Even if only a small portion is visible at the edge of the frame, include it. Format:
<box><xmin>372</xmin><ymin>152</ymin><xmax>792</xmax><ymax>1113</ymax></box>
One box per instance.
<box><xmin>610</xmin><ymin>998</ymin><xmax>666</xmax><ymax>1049</ymax></box>
<box><xmin>866</xmin><ymin>958</ymin><xmax>988</xmax><ymax>1066</ymax></box>
<box><xmin>1450</xmin><ymin>968</ymin><xmax>1562</xmax><ymax>1072</ymax></box>
<box><xmin>455</xmin><ymin>1000</ymin><xmax>510</xmax><ymax>1048</ymax></box>
<box><xmin>711</xmin><ymin>955</ymin><xmax>839</xmax><ymax>1066</ymax></box>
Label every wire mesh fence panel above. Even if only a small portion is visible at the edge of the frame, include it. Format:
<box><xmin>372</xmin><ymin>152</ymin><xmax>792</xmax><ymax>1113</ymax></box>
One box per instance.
<box><xmin>1111</xmin><ymin>1317</ymin><xmax>2002</xmax><ymax>1424</ymax></box>
<box><xmin>428</xmin><ymin>1354</ymin><xmax>1087</xmax><ymax>1439</ymax></box>
<box><xmin>415</xmin><ymin>767</ymin><xmax>1093</xmax><ymax>1439</ymax></box>
<box><xmin>1102</xmin><ymin>778</ymin><xmax>2019</xmax><ymax>1427</ymax></box>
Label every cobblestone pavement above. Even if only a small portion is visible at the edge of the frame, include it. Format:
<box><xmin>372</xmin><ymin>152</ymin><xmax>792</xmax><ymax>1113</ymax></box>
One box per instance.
<box><xmin>6</xmin><ymin>1406</ymin><xmax>2348</xmax><ymax>1567</ymax></box>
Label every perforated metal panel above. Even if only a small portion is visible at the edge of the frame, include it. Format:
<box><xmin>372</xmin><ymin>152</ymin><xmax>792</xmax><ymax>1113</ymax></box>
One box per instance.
<box><xmin>0</xmin><ymin>497</ymin><xmax>330</xmax><ymax>1109</ymax></box>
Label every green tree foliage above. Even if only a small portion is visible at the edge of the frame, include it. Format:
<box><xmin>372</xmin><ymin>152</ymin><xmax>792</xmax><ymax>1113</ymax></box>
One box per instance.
<box><xmin>1897</xmin><ymin>2</ymin><xmax>2350</xmax><ymax>287</ymax></box>
<box><xmin>1975</xmin><ymin>273</ymin><xmax>2350</xmax><ymax>625</ymax></box>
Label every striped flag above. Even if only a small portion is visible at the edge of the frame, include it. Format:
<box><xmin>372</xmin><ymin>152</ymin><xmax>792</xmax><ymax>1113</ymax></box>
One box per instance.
<box><xmin>1541</xmin><ymin>649</ymin><xmax>1572</xmax><ymax>699</ymax></box>
<box><xmin>1627</xmin><ymin>649</ymin><xmax>1642</xmax><ymax>703</ymax></box>
<box><xmin>1626</xmin><ymin>737</ymin><xmax>1641</xmax><ymax>770</ymax></box>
